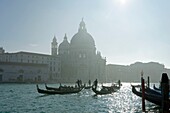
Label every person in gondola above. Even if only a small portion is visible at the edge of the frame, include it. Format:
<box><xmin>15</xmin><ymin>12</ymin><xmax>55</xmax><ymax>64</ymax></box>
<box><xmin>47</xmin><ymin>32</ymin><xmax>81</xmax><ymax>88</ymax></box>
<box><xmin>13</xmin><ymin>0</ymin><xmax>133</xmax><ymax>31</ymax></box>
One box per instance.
<box><xmin>88</xmin><ymin>80</ymin><xmax>91</xmax><ymax>86</ymax></box>
<box><xmin>76</xmin><ymin>80</ymin><xmax>80</xmax><ymax>88</ymax></box>
<box><xmin>58</xmin><ymin>83</ymin><xmax>63</xmax><ymax>90</ymax></box>
<box><xmin>118</xmin><ymin>80</ymin><xmax>121</xmax><ymax>87</ymax></box>
<box><xmin>93</xmin><ymin>79</ymin><xmax>98</xmax><ymax>89</ymax></box>
<box><xmin>79</xmin><ymin>80</ymin><xmax>82</xmax><ymax>87</ymax></box>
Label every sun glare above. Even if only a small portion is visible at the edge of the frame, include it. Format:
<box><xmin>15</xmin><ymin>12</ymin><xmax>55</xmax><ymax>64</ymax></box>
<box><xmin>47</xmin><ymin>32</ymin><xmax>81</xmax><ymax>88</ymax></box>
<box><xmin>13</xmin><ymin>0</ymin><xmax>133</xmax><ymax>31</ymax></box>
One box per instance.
<box><xmin>112</xmin><ymin>0</ymin><xmax>128</xmax><ymax>6</ymax></box>
<box><xmin>120</xmin><ymin>0</ymin><xmax>126</xmax><ymax>4</ymax></box>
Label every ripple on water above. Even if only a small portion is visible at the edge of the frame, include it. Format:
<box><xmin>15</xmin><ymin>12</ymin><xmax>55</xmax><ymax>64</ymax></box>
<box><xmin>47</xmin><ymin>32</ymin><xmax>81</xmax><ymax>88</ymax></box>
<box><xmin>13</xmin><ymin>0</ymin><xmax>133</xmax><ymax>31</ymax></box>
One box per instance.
<box><xmin>0</xmin><ymin>83</ymin><xmax>160</xmax><ymax>113</ymax></box>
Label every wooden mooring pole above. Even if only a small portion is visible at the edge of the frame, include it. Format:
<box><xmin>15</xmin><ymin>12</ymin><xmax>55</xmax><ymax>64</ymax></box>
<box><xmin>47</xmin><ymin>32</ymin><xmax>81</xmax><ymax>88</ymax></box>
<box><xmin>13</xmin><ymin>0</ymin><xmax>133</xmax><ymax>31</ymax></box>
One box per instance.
<box><xmin>147</xmin><ymin>76</ymin><xmax>150</xmax><ymax>88</ymax></box>
<box><xmin>141</xmin><ymin>71</ymin><xmax>145</xmax><ymax>112</ymax></box>
<box><xmin>161</xmin><ymin>73</ymin><xmax>169</xmax><ymax>113</ymax></box>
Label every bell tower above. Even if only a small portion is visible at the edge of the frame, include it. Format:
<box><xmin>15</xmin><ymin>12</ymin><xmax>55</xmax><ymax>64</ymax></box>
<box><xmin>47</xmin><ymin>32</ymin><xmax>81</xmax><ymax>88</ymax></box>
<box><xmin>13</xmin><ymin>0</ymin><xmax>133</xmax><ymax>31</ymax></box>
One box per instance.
<box><xmin>51</xmin><ymin>35</ymin><xmax>58</xmax><ymax>56</ymax></box>
<box><xmin>78</xmin><ymin>18</ymin><xmax>87</xmax><ymax>32</ymax></box>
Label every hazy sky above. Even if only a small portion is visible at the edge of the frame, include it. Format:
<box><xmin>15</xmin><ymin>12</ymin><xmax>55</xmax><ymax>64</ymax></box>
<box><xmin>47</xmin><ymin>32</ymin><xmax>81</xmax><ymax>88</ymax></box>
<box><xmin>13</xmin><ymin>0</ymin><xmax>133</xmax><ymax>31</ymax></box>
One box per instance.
<box><xmin>0</xmin><ymin>0</ymin><xmax>170</xmax><ymax>68</ymax></box>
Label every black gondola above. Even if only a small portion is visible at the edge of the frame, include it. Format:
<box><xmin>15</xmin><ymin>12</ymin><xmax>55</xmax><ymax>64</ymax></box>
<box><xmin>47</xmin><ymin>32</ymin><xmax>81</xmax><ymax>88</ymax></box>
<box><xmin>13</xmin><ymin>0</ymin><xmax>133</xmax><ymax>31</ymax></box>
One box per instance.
<box><xmin>153</xmin><ymin>84</ymin><xmax>161</xmax><ymax>91</ymax></box>
<box><xmin>145</xmin><ymin>87</ymin><xmax>161</xmax><ymax>96</ymax></box>
<box><xmin>153</xmin><ymin>84</ymin><xmax>170</xmax><ymax>97</ymax></box>
<box><xmin>132</xmin><ymin>85</ymin><xmax>170</xmax><ymax>107</ymax></box>
<box><xmin>102</xmin><ymin>85</ymin><xmax>120</xmax><ymax>92</ymax></box>
<box><xmin>102</xmin><ymin>82</ymin><xmax>121</xmax><ymax>92</ymax></box>
<box><xmin>37</xmin><ymin>85</ymin><xmax>83</xmax><ymax>95</ymax></box>
<box><xmin>84</xmin><ymin>85</ymin><xmax>92</xmax><ymax>89</ymax></box>
<box><xmin>45</xmin><ymin>84</ymin><xmax>60</xmax><ymax>90</ymax></box>
<box><xmin>92</xmin><ymin>85</ymin><xmax>116</xmax><ymax>95</ymax></box>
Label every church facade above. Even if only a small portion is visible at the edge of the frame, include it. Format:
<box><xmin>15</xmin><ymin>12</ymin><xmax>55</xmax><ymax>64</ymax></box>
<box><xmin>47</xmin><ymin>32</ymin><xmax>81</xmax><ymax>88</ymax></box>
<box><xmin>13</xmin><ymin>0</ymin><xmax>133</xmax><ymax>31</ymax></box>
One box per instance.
<box><xmin>58</xmin><ymin>19</ymin><xmax>106</xmax><ymax>83</ymax></box>
<box><xmin>0</xmin><ymin>19</ymin><xmax>106</xmax><ymax>83</ymax></box>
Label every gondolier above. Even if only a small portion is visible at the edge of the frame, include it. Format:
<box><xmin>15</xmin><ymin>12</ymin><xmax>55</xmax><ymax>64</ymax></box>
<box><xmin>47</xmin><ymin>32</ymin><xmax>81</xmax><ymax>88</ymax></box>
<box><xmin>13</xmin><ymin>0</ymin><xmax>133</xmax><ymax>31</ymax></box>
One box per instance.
<box><xmin>93</xmin><ymin>79</ymin><xmax>98</xmax><ymax>89</ymax></box>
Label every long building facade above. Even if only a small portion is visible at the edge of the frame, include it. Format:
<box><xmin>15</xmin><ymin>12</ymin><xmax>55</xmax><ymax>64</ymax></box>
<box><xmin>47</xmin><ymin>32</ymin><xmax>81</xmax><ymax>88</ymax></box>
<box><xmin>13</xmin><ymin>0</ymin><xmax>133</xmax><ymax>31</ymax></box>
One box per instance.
<box><xmin>0</xmin><ymin>19</ymin><xmax>106</xmax><ymax>83</ymax></box>
<box><xmin>0</xmin><ymin>50</ymin><xmax>61</xmax><ymax>83</ymax></box>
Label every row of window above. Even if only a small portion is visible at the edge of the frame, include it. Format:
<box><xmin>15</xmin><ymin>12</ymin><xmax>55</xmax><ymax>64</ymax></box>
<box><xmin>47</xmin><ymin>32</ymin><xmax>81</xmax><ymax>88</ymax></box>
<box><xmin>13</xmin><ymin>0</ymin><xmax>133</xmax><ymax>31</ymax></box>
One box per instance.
<box><xmin>0</xmin><ymin>55</ymin><xmax>59</xmax><ymax>65</ymax></box>
<box><xmin>0</xmin><ymin>54</ymin><xmax>57</xmax><ymax>61</ymax></box>
<box><xmin>0</xmin><ymin>58</ymin><xmax>57</xmax><ymax>65</ymax></box>
<box><xmin>49</xmin><ymin>66</ymin><xmax>60</xmax><ymax>72</ymax></box>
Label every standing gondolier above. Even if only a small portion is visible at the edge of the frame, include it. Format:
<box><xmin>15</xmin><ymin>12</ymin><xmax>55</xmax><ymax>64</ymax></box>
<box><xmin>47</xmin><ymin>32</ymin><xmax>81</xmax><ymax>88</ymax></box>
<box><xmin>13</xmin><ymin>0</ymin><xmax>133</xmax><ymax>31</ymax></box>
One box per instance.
<box><xmin>93</xmin><ymin>79</ymin><xmax>98</xmax><ymax>89</ymax></box>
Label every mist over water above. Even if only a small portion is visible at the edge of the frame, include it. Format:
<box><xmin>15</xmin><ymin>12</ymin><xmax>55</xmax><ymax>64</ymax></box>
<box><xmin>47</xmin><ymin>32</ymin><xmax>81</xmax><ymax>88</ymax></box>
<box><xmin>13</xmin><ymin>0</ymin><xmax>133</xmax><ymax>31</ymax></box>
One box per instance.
<box><xmin>0</xmin><ymin>83</ymin><xmax>159</xmax><ymax>113</ymax></box>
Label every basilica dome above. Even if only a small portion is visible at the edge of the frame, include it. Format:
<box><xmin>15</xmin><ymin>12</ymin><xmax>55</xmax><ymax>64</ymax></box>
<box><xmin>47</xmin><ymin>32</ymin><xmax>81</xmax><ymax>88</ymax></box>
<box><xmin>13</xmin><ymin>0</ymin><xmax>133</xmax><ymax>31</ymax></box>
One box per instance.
<box><xmin>58</xmin><ymin>34</ymin><xmax>70</xmax><ymax>54</ymax></box>
<box><xmin>70</xmin><ymin>19</ymin><xmax>95</xmax><ymax>48</ymax></box>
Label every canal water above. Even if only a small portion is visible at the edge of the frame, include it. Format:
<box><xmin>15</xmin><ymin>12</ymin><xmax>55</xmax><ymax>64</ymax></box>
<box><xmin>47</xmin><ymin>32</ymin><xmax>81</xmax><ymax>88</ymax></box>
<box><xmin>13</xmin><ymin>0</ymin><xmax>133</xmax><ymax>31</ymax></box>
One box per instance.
<box><xmin>0</xmin><ymin>83</ymin><xmax>160</xmax><ymax>113</ymax></box>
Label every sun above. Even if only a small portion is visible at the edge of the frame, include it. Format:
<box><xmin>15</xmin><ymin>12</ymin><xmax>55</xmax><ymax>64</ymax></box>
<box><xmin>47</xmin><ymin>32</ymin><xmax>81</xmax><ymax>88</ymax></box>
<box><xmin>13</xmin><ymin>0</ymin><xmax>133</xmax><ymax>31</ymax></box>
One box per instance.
<box><xmin>120</xmin><ymin>0</ymin><xmax>126</xmax><ymax>4</ymax></box>
<box><xmin>110</xmin><ymin>0</ymin><xmax>128</xmax><ymax>6</ymax></box>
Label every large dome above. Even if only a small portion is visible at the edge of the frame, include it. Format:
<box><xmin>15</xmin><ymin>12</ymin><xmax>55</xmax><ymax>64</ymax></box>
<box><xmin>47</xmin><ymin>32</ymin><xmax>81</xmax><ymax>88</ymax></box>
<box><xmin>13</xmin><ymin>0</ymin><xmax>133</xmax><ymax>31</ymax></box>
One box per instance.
<box><xmin>71</xmin><ymin>31</ymin><xmax>95</xmax><ymax>47</ymax></box>
<box><xmin>70</xmin><ymin>19</ymin><xmax>95</xmax><ymax>48</ymax></box>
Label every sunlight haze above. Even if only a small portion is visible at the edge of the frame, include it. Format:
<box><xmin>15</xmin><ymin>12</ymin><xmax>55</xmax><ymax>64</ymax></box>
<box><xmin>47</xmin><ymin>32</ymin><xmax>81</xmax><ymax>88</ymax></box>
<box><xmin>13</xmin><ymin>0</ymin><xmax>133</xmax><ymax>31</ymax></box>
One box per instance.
<box><xmin>0</xmin><ymin>0</ymin><xmax>170</xmax><ymax>68</ymax></box>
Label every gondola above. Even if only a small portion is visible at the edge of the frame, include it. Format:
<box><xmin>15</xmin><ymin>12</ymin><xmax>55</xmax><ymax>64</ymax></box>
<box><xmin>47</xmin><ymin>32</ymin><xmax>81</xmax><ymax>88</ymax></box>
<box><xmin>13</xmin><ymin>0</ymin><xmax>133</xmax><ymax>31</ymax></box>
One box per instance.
<box><xmin>92</xmin><ymin>85</ymin><xmax>116</xmax><ymax>95</ymax></box>
<box><xmin>37</xmin><ymin>85</ymin><xmax>83</xmax><ymax>95</ymax></box>
<box><xmin>153</xmin><ymin>84</ymin><xmax>161</xmax><ymax>91</ymax></box>
<box><xmin>45</xmin><ymin>84</ymin><xmax>60</xmax><ymax>90</ymax></box>
<box><xmin>131</xmin><ymin>84</ymin><xmax>141</xmax><ymax>88</ymax></box>
<box><xmin>153</xmin><ymin>84</ymin><xmax>170</xmax><ymax>96</ymax></box>
<box><xmin>132</xmin><ymin>85</ymin><xmax>162</xmax><ymax>105</ymax></box>
<box><xmin>102</xmin><ymin>85</ymin><xmax>119</xmax><ymax>92</ymax></box>
<box><xmin>102</xmin><ymin>82</ymin><xmax>121</xmax><ymax>92</ymax></box>
<box><xmin>132</xmin><ymin>85</ymin><xmax>170</xmax><ymax>107</ymax></box>
<box><xmin>84</xmin><ymin>85</ymin><xmax>92</xmax><ymax>89</ymax></box>
<box><xmin>145</xmin><ymin>87</ymin><xmax>161</xmax><ymax>96</ymax></box>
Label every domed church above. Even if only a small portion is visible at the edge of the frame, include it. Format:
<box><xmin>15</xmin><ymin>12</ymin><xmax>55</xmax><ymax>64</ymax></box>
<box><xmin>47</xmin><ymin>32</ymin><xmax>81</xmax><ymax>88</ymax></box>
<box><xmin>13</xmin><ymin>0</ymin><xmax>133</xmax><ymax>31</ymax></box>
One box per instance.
<box><xmin>0</xmin><ymin>19</ymin><xmax>106</xmax><ymax>83</ymax></box>
<box><xmin>57</xmin><ymin>19</ymin><xmax>106</xmax><ymax>83</ymax></box>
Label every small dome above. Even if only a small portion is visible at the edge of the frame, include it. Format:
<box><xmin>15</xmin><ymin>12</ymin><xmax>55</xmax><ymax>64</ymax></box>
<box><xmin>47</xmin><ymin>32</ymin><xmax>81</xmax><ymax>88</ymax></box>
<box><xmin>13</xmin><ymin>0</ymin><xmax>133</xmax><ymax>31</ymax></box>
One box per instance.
<box><xmin>59</xmin><ymin>34</ymin><xmax>70</xmax><ymax>50</ymax></box>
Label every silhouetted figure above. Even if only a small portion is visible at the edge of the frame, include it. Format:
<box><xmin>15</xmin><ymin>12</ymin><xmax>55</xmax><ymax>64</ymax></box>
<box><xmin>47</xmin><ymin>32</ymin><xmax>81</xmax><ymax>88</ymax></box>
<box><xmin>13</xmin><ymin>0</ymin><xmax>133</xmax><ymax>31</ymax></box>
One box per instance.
<box><xmin>118</xmin><ymin>80</ymin><xmax>121</xmax><ymax>87</ymax></box>
<box><xmin>93</xmin><ymin>79</ymin><xmax>98</xmax><ymax>89</ymax></box>
<box><xmin>79</xmin><ymin>80</ymin><xmax>82</xmax><ymax>87</ymax></box>
<box><xmin>88</xmin><ymin>80</ymin><xmax>91</xmax><ymax>86</ymax></box>
<box><xmin>76</xmin><ymin>80</ymin><xmax>80</xmax><ymax>87</ymax></box>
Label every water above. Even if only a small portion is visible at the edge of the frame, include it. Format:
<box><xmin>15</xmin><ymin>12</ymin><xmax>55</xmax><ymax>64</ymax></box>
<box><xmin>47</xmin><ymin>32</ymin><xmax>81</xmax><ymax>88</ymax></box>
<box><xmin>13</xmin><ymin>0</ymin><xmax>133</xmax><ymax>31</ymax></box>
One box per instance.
<box><xmin>0</xmin><ymin>83</ymin><xmax>159</xmax><ymax>113</ymax></box>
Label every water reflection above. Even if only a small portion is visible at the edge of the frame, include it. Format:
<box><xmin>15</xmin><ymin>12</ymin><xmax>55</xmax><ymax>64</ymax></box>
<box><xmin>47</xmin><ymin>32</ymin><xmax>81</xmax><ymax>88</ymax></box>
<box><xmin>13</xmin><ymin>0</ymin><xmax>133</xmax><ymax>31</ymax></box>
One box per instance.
<box><xmin>0</xmin><ymin>83</ymin><xmax>160</xmax><ymax>113</ymax></box>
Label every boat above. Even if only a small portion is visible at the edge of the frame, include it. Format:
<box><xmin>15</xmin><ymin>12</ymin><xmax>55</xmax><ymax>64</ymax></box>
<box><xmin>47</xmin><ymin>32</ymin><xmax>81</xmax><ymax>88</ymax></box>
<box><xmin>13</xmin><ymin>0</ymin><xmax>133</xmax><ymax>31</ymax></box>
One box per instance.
<box><xmin>145</xmin><ymin>87</ymin><xmax>161</xmax><ymax>96</ymax></box>
<box><xmin>45</xmin><ymin>84</ymin><xmax>60</xmax><ymax>90</ymax></box>
<box><xmin>132</xmin><ymin>85</ymin><xmax>170</xmax><ymax>107</ymax></box>
<box><xmin>84</xmin><ymin>85</ymin><xmax>92</xmax><ymax>89</ymax></box>
<box><xmin>37</xmin><ymin>85</ymin><xmax>83</xmax><ymax>95</ymax></box>
<box><xmin>132</xmin><ymin>85</ymin><xmax>162</xmax><ymax>105</ymax></box>
<box><xmin>131</xmin><ymin>84</ymin><xmax>161</xmax><ymax>96</ymax></box>
<box><xmin>84</xmin><ymin>79</ymin><xmax>92</xmax><ymax>89</ymax></box>
<box><xmin>92</xmin><ymin>85</ymin><xmax>116</xmax><ymax>95</ymax></box>
<box><xmin>153</xmin><ymin>84</ymin><xmax>170</xmax><ymax>96</ymax></box>
<box><xmin>102</xmin><ymin>85</ymin><xmax>120</xmax><ymax>92</ymax></box>
<box><xmin>131</xmin><ymin>84</ymin><xmax>141</xmax><ymax>88</ymax></box>
<box><xmin>102</xmin><ymin>81</ymin><xmax>121</xmax><ymax>92</ymax></box>
<box><xmin>153</xmin><ymin>84</ymin><xmax>161</xmax><ymax>91</ymax></box>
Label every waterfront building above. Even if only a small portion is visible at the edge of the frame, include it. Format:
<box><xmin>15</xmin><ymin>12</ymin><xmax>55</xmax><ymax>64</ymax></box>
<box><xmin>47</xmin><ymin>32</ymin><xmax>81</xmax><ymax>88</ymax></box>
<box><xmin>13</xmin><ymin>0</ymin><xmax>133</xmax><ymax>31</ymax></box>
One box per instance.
<box><xmin>0</xmin><ymin>47</ymin><xmax>5</xmax><ymax>54</ymax></box>
<box><xmin>0</xmin><ymin>39</ymin><xmax>61</xmax><ymax>83</ymax></box>
<box><xmin>0</xmin><ymin>19</ymin><xmax>106</xmax><ymax>83</ymax></box>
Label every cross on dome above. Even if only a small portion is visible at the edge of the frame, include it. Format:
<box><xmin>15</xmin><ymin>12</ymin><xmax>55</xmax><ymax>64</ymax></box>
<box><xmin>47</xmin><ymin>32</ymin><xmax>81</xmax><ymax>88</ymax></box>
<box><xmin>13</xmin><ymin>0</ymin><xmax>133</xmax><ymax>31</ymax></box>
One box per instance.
<box><xmin>64</xmin><ymin>33</ymin><xmax>67</xmax><ymax>40</ymax></box>
<box><xmin>79</xmin><ymin>18</ymin><xmax>87</xmax><ymax>32</ymax></box>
